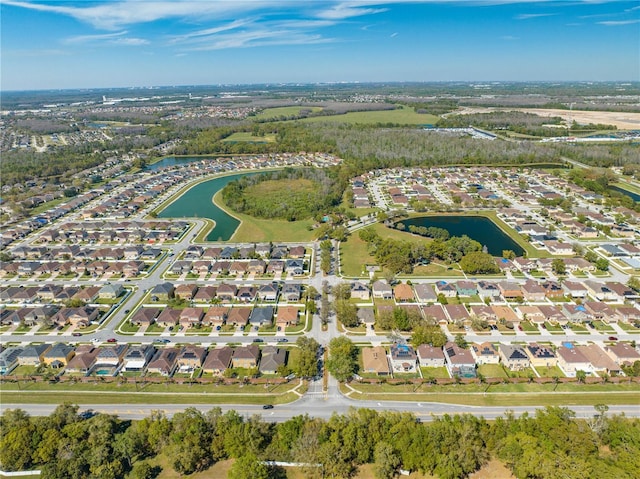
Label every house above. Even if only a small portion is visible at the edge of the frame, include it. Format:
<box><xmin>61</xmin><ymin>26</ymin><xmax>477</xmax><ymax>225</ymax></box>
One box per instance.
<box><xmin>247</xmin><ymin>259</ymin><xmax>266</xmax><ymax>275</ymax></box>
<box><xmin>212</xmin><ymin>261</ymin><xmax>230</xmax><ymax>274</ymax></box>
<box><xmin>525</xmin><ymin>343</ymin><xmax>558</xmax><ymax>367</ymax></box>
<box><xmin>23</xmin><ymin>305</ymin><xmax>60</xmax><ymax>327</ymax></box>
<box><xmin>93</xmin><ymin>344</ymin><xmax>128</xmax><ymax>374</ymax></box>
<box><xmin>444</xmin><ymin>304</ymin><xmax>470</xmax><ymax>324</ymax></box>
<box><xmin>616</xmin><ymin>306</ymin><xmax>640</xmax><ymax>324</ymax></box>
<box><xmin>204</xmin><ymin>307</ymin><xmax>229</xmax><ymax>327</ymax></box>
<box><xmin>562</xmin><ymin>281</ymin><xmax>588</xmax><ymax>298</ymax></box>
<box><xmin>237</xmin><ymin>286</ymin><xmax>257</xmax><ymax>303</ymax></box>
<box><xmin>150</xmin><ymin>282</ymin><xmax>174</xmax><ymax>301</ymax></box>
<box><xmin>389</xmin><ymin>343</ymin><xmax>417</xmax><ymax>373</ymax></box>
<box><xmin>470</xmin><ymin>305</ymin><xmax>498</xmax><ymax>324</ymax></box>
<box><xmin>65</xmin><ymin>345</ymin><xmax>99</xmax><ymax>375</ymax></box>
<box><xmin>498</xmin><ymin>344</ymin><xmax>530</xmax><ymax>371</ymax></box>
<box><xmin>227</xmin><ymin>307</ymin><xmax>251</xmax><ymax>326</ymax></box>
<box><xmin>192</xmin><ymin>261</ymin><xmax>211</xmax><ymax>275</ymax></box>
<box><xmin>562</xmin><ymin>304</ymin><xmax>591</xmax><ymax>324</ymax></box>
<box><xmin>282</xmin><ymin>283</ymin><xmax>302</xmax><ymax>302</ymax></box>
<box><xmin>477</xmin><ymin>281</ymin><xmax>501</xmax><ymax>299</ymax></box>
<box><xmin>258</xmin><ymin>283</ymin><xmax>279</xmax><ymax>302</ymax></box>
<box><xmin>416</xmin><ymin>344</ymin><xmax>445</xmax><ymax>368</ymax></box>
<box><xmin>289</xmin><ymin>246</ymin><xmax>306</xmax><ymax>258</ymax></box>
<box><xmin>147</xmin><ymin>347</ymin><xmax>180</xmax><ymax>376</ymax></box>
<box><xmin>285</xmin><ymin>259</ymin><xmax>305</xmax><ymax>275</ymax></box>
<box><xmin>216</xmin><ymin>283</ymin><xmax>237</xmax><ymax>302</ymax></box>
<box><xmin>179</xmin><ymin>307</ymin><xmax>204</xmax><ymax>329</ymax></box>
<box><xmin>73</xmin><ymin>286</ymin><xmax>101</xmax><ymax>303</ymax></box>
<box><xmin>249</xmin><ymin>306</ymin><xmax>274</xmax><ymax>327</ymax></box>
<box><xmin>99</xmin><ymin>283</ymin><xmax>124</xmax><ymax>299</ymax></box>
<box><xmin>515</xmin><ymin>305</ymin><xmax>546</xmax><ymax>324</ymax></box>
<box><xmin>202</xmin><ymin>347</ymin><xmax>233</xmax><ymax>375</ymax></box>
<box><xmin>53</xmin><ymin>306</ymin><xmax>99</xmax><ymax>328</ymax></box>
<box><xmin>193</xmin><ymin>285</ymin><xmax>217</xmax><ymax>303</ymax></box>
<box><xmin>471</xmin><ymin>342</ymin><xmax>500</xmax><ymax>365</ymax></box>
<box><xmin>130</xmin><ymin>307</ymin><xmax>161</xmax><ymax>326</ymax></box>
<box><xmin>423</xmin><ymin>304</ymin><xmax>448</xmax><ymax>324</ymax></box>
<box><xmin>362</xmin><ymin>346</ymin><xmax>391</xmax><ymax>375</ymax></box>
<box><xmin>521</xmin><ymin>280</ymin><xmax>546</xmax><ymax>302</ymax></box>
<box><xmin>584</xmin><ymin>281</ymin><xmax>619</xmax><ymax>301</ymax></box>
<box><xmin>491</xmin><ymin>305</ymin><xmax>520</xmax><ymax>324</ymax></box>
<box><xmin>357</xmin><ymin>307</ymin><xmax>375</xmax><ymax>327</ymax></box>
<box><xmin>176</xmin><ymin>346</ymin><xmax>207</xmax><ymax>373</ymax></box>
<box><xmin>175</xmin><ymin>284</ymin><xmax>198</xmax><ymax>301</ymax></box>
<box><xmin>350</xmin><ymin>282</ymin><xmax>371</xmax><ymax>300</ymax></box>
<box><xmin>498</xmin><ymin>282</ymin><xmax>523</xmax><ymax>300</ymax></box>
<box><xmin>170</xmin><ymin>261</ymin><xmax>192</xmax><ymax>275</ymax></box>
<box><xmin>455</xmin><ymin>281</ymin><xmax>477</xmax><ymax>297</ymax></box>
<box><xmin>394</xmin><ymin>283</ymin><xmax>414</xmax><ymax>302</ymax></box>
<box><xmin>17</xmin><ymin>344</ymin><xmax>51</xmax><ymax>366</ymax></box>
<box><xmin>229</xmin><ymin>261</ymin><xmax>248</xmax><ymax>275</ymax></box>
<box><xmin>435</xmin><ymin>281</ymin><xmax>457</xmax><ymax>298</ymax></box>
<box><xmin>43</xmin><ymin>342</ymin><xmax>75</xmax><ymax>368</ymax></box>
<box><xmin>266</xmin><ymin>260</ymin><xmax>284</xmax><ymax>274</ymax></box>
<box><xmin>577</xmin><ymin>344</ymin><xmax>620</xmax><ymax>375</ymax></box>
<box><xmin>414</xmin><ymin>283</ymin><xmax>437</xmax><ymax>303</ymax></box>
<box><xmin>372</xmin><ymin>280</ymin><xmax>393</xmax><ymax>299</ymax></box>
<box><xmin>259</xmin><ymin>346</ymin><xmax>287</xmax><ymax>375</ymax></box>
<box><xmin>0</xmin><ymin>347</ymin><xmax>23</xmax><ymax>375</ymax></box>
<box><xmin>122</xmin><ymin>344</ymin><xmax>156</xmax><ymax>373</ymax></box>
<box><xmin>156</xmin><ymin>308</ymin><xmax>181</xmax><ymax>327</ymax></box>
<box><xmin>605</xmin><ymin>342</ymin><xmax>640</xmax><ymax>366</ymax></box>
<box><xmin>276</xmin><ymin>306</ymin><xmax>300</xmax><ymax>328</ymax></box>
<box><xmin>556</xmin><ymin>345</ymin><xmax>592</xmax><ymax>377</ymax></box>
<box><xmin>231</xmin><ymin>345</ymin><xmax>260</xmax><ymax>369</ymax></box>
<box><xmin>584</xmin><ymin>302</ymin><xmax>616</xmax><ymax>322</ymax></box>
<box><xmin>443</xmin><ymin>342</ymin><xmax>476</xmax><ymax>378</ymax></box>
<box><xmin>541</xmin><ymin>281</ymin><xmax>564</xmax><ymax>299</ymax></box>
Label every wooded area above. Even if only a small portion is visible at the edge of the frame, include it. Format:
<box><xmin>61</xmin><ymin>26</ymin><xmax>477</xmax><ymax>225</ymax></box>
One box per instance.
<box><xmin>0</xmin><ymin>403</ymin><xmax>637</xmax><ymax>479</ymax></box>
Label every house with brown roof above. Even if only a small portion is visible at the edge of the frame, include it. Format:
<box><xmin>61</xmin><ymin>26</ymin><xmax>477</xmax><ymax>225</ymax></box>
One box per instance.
<box><xmin>423</xmin><ymin>304</ymin><xmax>448</xmax><ymax>324</ymax></box>
<box><xmin>65</xmin><ymin>345</ymin><xmax>100</xmax><ymax>375</ymax></box>
<box><xmin>498</xmin><ymin>282</ymin><xmax>523</xmax><ymax>300</ymax></box>
<box><xmin>231</xmin><ymin>345</ymin><xmax>260</xmax><ymax>369</ymax></box>
<box><xmin>443</xmin><ymin>342</ymin><xmax>476</xmax><ymax>378</ymax></box>
<box><xmin>414</xmin><ymin>283</ymin><xmax>437</xmax><ymax>303</ymax></box>
<box><xmin>227</xmin><ymin>307</ymin><xmax>251</xmax><ymax>326</ymax></box>
<box><xmin>521</xmin><ymin>280</ymin><xmax>546</xmax><ymax>302</ymax></box>
<box><xmin>605</xmin><ymin>342</ymin><xmax>640</xmax><ymax>366</ymax></box>
<box><xmin>147</xmin><ymin>347</ymin><xmax>180</xmax><ymax>376</ymax></box>
<box><xmin>130</xmin><ymin>307</ymin><xmax>161</xmax><ymax>326</ymax></box>
<box><xmin>202</xmin><ymin>347</ymin><xmax>233</xmax><ymax>375</ymax></box>
<box><xmin>491</xmin><ymin>305</ymin><xmax>520</xmax><ymax>324</ymax></box>
<box><xmin>216</xmin><ymin>283</ymin><xmax>237</xmax><ymax>302</ymax></box>
<box><xmin>515</xmin><ymin>305</ymin><xmax>546</xmax><ymax>324</ymax></box>
<box><xmin>176</xmin><ymin>346</ymin><xmax>207</xmax><ymax>373</ymax></box>
<box><xmin>175</xmin><ymin>284</ymin><xmax>198</xmax><ymax>301</ymax></box>
<box><xmin>444</xmin><ymin>304</ymin><xmax>470</xmax><ymax>324</ymax></box>
<box><xmin>362</xmin><ymin>346</ymin><xmax>391</xmax><ymax>376</ymax></box>
<box><xmin>179</xmin><ymin>307</ymin><xmax>204</xmax><ymax>329</ymax></box>
<box><xmin>259</xmin><ymin>346</ymin><xmax>287</xmax><ymax>375</ymax></box>
<box><xmin>393</xmin><ymin>283</ymin><xmax>414</xmax><ymax>303</ymax></box>
<box><xmin>276</xmin><ymin>306</ymin><xmax>300</xmax><ymax>328</ymax></box>
<box><xmin>416</xmin><ymin>344</ymin><xmax>445</xmax><ymax>367</ymax></box>
<box><xmin>204</xmin><ymin>307</ymin><xmax>229</xmax><ymax>327</ymax></box>
<box><xmin>556</xmin><ymin>345</ymin><xmax>592</xmax><ymax>377</ymax></box>
<box><xmin>156</xmin><ymin>308</ymin><xmax>181</xmax><ymax>327</ymax></box>
<box><xmin>237</xmin><ymin>286</ymin><xmax>257</xmax><ymax>303</ymax></box>
<box><xmin>193</xmin><ymin>285</ymin><xmax>217</xmax><ymax>303</ymax></box>
<box><xmin>577</xmin><ymin>344</ymin><xmax>620</xmax><ymax>375</ymax></box>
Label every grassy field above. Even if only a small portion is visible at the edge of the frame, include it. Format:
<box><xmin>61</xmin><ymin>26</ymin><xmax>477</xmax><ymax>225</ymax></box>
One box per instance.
<box><xmin>214</xmin><ymin>191</ymin><xmax>316</xmax><ymax>242</ymax></box>
<box><xmin>297</xmin><ymin>105</ymin><xmax>439</xmax><ymax>125</ymax></box>
<box><xmin>220</xmin><ymin>132</ymin><xmax>276</xmax><ymax>143</ymax></box>
<box><xmin>253</xmin><ymin>106</ymin><xmax>323</xmax><ymax>120</ymax></box>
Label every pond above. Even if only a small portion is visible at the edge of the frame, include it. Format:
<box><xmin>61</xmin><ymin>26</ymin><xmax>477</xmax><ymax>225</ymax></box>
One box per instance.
<box><xmin>157</xmin><ymin>172</ymin><xmax>262</xmax><ymax>241</ymax></box>
<box><xmin>399</xmin><ymin>215</ymin><xmax>525</xmax><ymax>257</ymax></box>
<box><xmin>609</xmin><ymin>185</ymin><xmax>640</xmax><ymax>202</ymax></box>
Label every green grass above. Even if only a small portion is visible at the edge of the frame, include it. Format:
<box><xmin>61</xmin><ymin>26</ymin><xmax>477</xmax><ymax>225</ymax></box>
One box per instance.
<box><xmin>221</xmin><ymin>132</ymin><xmax>276</xmax><ymax>143</ymax></box>
<box><xmin>535</xmin><ymin>366</ymin><xmax>565</xmax><ymax>378</ymax></box>
<box><xmin>420</xmin><ymin>366</ymin><xmax>450</xmax><ymax>379</ymax></box>
<box><xmin>477</xmin><ymin>364</ymin><xmax>509</xmax><ymax>378</ymax></box>
<box><xmin>214</xmin><ymin>191</ymin><xmax>316</xmax><ymax>242</ymax></box>
<box><xmin>296</xmin><ymin>105</ymin><xmax>439</xmax><ymax>125</ymax></box>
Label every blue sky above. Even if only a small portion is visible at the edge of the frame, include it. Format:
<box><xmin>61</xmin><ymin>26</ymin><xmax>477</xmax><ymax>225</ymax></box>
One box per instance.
<box><xmin>1</xmin><ymin>1</ymin><xmax>639</xmax><ymax>90</ymax></box>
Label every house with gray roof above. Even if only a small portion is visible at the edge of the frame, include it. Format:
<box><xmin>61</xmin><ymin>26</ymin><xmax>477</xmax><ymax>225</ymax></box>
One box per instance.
<box><xmin>250</xmin><ymin>306</ymin><xmax>274</xmax><ymax>327</ymax></box>
<box><xmin>259</xmin><ymin>346</ymin><xmax>287</xmax><ymax>375</ymax></box>
<box><xmin>0</xmin><ymin>347</ymin><xmax>23</xmax><ymax>375</ymax></box>
<box><xmin>17</xmin><ymin>344</ymin><xmax>51</xmax><ymax>366</ymax></box>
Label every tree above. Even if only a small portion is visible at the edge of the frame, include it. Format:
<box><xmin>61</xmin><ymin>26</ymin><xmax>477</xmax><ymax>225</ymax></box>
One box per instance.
<box><xmin>294</xmin><ymin>337</ymin><xmax>320</xmax><ymax>378</ymax></box>
<box><xmin>454</xmin><ymin>334</ymin><xmax>468</xmax><ymax>349</ymax></box>
<box><xmin>332</xmin><ymin>282</ymin><xmax>352</xmax><ymax>300</ymax></box>
<box><xmin>335</xmin><ymin>300</ymin><xmax>359</xmax><ymax>328</ymax></box>
<box><xmin>326</xmin><ymin>336</ymin><xmax>357</xmax><ymax>381</ymax></box>
<box><xmin>459</xmin><ymin>252</ymin><xmax>499</xmax><ymax>274</ymax></box>
<box><xmin>595</xmin><ymin>258</ymin><xmax>609</xmax><ymax>271</ymax></box>
<box><xmin>628</xmin><ymin>276</ymin><xmax>640</xmax><ymax>292</ymax></box>
<box><xmin>502</xmin><ymin>250</ymin><xmax>516</xmax><ymax>260</ymax></box>
<box><xmin>551</xmin><ymin>258</ymin><xmax>566</xmax><ymax>275</ymax></box>
<box><xmin>411</xmin><ymin>324</ymin><xmax>447</xmax><ymax>347</ymax></box>
<box><xmin>228</xmin><ymin>453</ymin><xmax>269</xmax><ymax>479</ymax></box>
<box><xmin>374</xmin><ymin>441</ymin><xmax>401</xmax><ymax>479</ymax></box>
<box><xmin>576</xmin><ymin>370</ymin><xmax>587</xmax><ymax>384</ymax></box>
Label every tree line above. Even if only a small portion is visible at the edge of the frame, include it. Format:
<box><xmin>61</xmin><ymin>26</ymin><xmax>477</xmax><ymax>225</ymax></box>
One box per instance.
<box><xmin>1</xmin><ymin>403</ymin><xmax>638</xmax><ymax>479</ymax></box>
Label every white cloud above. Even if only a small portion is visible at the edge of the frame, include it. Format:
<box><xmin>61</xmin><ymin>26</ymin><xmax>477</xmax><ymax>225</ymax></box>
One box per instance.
<box><xmin>64</xmin><ymin>31</ymin><xmax>128</xmax><ymax>44</ymax></box>
<box><xmin>515</xmin><ymin>13</ymin><xmax>556</xmax><ymax>20</ymax></box>
<box><xmin>390</xmin><ymin>32</ymin><xmax>398</xmax><ymax>37</ymax></box>
<box><xmin>598</xmin><ymin>19</ymin><xmax>640</xmax><ymax>26</ymax></box>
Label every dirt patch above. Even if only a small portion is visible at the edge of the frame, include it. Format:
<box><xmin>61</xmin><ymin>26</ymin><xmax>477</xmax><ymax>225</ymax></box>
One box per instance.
<box><xmin>456</xmin><ymin>107</ymin><xmax>640</xmax><ymax>130</ymax></box>
<box><xmin>469</xmin><ymin>459</ymin><xmax>516</xmax><ymax>479</ymax></box>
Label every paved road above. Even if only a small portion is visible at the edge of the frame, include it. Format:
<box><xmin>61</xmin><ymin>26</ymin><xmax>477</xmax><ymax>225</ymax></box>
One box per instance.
<box><xmin>3</xmin><ymin>399</ymin><xmax>637</xmax><ymax>423</ymax></box>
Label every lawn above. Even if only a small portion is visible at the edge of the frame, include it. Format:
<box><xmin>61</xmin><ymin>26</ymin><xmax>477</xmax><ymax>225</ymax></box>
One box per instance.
<box><xmin>535</xmin><ymin>366</ymin><xmax>565</xmax><ymax>378</ymax></box>
<box><xmin>477</xmin><ymin>364</ymin><xmax>509</xmax><ymax>378</ymax></box>
<box><xmin>214</xmin><ymin>191</ymin><xmax>316</xmax><ymax>242</ymax></box>
<box><xmin>297</xmin><ymin>105</ymin><xmax>439</xmax><ymax>125</ymax></box>
<box><xmin>420</xmin><ymin>366</ymin><xmax>450</xmax><ymax>379</ymax></box>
